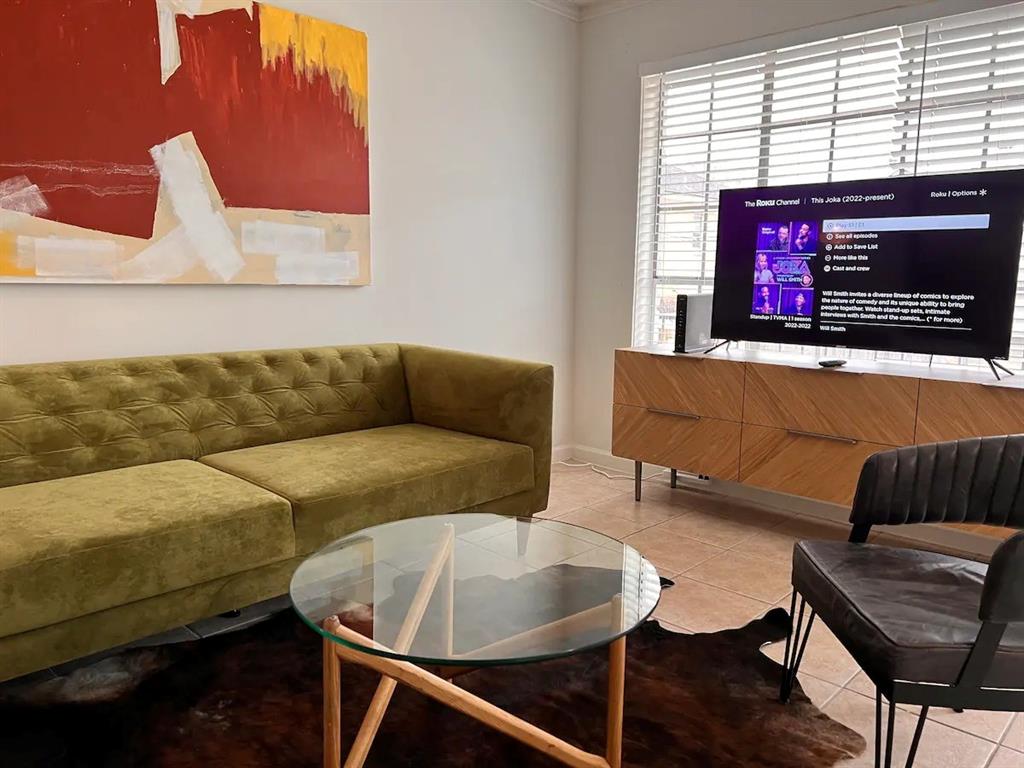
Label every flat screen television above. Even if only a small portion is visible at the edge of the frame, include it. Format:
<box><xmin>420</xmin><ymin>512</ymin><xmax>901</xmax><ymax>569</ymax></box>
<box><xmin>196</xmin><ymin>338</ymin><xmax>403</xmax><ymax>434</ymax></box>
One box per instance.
<box><xmin>710</xmin><ymin>169</ymin><xmax>1024</xmax><ymax>359</ymax></box>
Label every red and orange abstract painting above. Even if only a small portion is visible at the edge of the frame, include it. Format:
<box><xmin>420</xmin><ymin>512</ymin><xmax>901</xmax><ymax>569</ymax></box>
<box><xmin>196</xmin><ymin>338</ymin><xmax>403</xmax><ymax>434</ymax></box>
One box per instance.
<box><xmin>0</xmin><ymin>0</ymin><xmax>370</xmax><ymax>284</ymax></box>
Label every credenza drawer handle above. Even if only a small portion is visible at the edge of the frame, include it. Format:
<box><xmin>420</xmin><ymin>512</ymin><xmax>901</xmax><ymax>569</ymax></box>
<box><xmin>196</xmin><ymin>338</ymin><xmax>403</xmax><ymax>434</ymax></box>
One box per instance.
<box><xmin>786</xmin><ymin>428</ymin><xmax>858</xmax><ymax>445</ymax></box>
<box><xmin>647</xmin><ymin>407</ymin><xmax>702</xmax><ymax>421</ymax></box>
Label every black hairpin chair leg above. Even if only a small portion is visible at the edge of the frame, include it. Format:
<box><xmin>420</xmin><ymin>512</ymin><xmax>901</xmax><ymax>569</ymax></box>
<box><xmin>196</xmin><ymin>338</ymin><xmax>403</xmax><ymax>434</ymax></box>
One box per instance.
<box><xmin>905</xmin><ymin>706</ymin><xmax>929</xmax><ymax>768</ymax></box>
<box><xmin>779</xmin><ymin>591</ymin><xmax>816</xmax><ymax>703</ymax></box>
<box><xmin>882</xmin><ymin>693</ymin><xmax>896</xmax><ymax>768</ymax></box>
<box><xmin>874</xmin><ymin>689</ymin><xmax>928</xmax><ymax>768</ymax></box>
<box><xmin>875</xmin><ymin>690</ymin><xmax>883</xmax><ymax>768</ymax></box>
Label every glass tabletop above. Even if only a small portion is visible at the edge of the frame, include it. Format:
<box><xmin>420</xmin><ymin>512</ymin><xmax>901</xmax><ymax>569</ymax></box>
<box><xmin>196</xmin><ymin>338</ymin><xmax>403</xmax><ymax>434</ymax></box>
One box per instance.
<box><xmin>290</xmin><ymin>513</ymin><xmax>661</xmax><ymax>666</ymax></box>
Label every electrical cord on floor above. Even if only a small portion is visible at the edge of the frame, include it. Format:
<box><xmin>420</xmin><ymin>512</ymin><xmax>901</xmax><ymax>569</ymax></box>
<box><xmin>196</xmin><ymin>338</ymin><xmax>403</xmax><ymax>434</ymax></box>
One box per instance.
<box><xmin>557</xmin><ymin>459</ymin><xmax>668</xmax><ymax>482</ymax></box>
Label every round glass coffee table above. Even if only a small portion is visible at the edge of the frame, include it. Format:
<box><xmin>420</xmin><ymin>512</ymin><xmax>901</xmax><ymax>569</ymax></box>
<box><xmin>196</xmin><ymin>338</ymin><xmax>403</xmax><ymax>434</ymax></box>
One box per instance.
<box><xmin>290</xmin><ymin>512</ymin><xmax>661</xmax><ymax>768</ymax></box>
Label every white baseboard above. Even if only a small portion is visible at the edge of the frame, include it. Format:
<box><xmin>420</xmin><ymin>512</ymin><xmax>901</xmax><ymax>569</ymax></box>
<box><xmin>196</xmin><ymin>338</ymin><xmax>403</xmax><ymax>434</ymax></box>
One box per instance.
<box><xmin>567</xmin><ymin>445</ymin><xmax>636</xmax><ymax>473</ymax></box>
<box><xmin>556</xmin><ymin>445</ymin><xmax>1000</xmax><ymax>560</ymax></box>
<box><xmin>551</xmin><ymin>444</ymin><xmax>575</xmax><ymax>463</ymax></box>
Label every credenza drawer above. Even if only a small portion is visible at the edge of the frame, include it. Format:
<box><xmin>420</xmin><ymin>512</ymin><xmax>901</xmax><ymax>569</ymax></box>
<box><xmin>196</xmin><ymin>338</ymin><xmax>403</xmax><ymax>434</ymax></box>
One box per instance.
<box><xmin>739</xmin><ymin>425</ymin><xmax>895</xmax><ymax>505</ymax></box>
<box><xmin>743</xmin><ymin>363</ymin><xmax>918</xmax><ymax>445</ymax></box>
<box><xmin>917</xmin><ymin>379</ymin><xmax>1024</xmax><ymax>443</ymax></box>
<box><xmin>613</xmin><ymin>350</ymin><xmax>744</xmax><ymax>421</ymax></box>
<box><xmin>612</xmin><ymin>404</ymin><xmax>740</xmax><ymax>480</ymax></box>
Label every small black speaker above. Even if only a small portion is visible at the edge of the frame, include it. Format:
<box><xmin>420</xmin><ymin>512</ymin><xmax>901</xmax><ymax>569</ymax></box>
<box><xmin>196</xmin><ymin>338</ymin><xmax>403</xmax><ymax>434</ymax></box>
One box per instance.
<box><xmin>673</xmin><ymin>293</ymin><xmax>713</xmax><ymax>353</ymax></box>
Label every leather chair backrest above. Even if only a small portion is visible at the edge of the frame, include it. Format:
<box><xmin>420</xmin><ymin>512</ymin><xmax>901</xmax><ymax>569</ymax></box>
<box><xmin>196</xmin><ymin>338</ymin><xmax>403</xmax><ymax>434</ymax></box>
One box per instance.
<box><xmin>982</xmin><ymin>531</ymin><xmax>1024</xmax><ymax>622</ymax></box>
<box><xmin>0</xmin><ymin>344</ymin><xmax>411</xmax><ymax>488</ymax></box>
<box><xmin>850</xmin><ymin>435</ymin><xmax>1024</xmax><ymax>529</ymax></box>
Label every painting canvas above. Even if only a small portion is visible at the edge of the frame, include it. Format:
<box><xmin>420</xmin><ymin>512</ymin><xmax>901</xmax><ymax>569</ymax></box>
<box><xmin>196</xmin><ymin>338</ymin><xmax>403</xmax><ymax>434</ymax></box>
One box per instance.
<box><xmin>0</xmin><ymin>0</ymin><xmax>370</xmax><ymax>285</ymax></box>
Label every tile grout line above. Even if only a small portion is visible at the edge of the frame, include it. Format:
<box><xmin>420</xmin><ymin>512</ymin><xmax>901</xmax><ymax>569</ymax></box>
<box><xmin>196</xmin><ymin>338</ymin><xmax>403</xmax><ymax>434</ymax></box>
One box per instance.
<box><xmin>939</xmin><ymin>721</ymin><xmax>1015</xmax><ymax>748</ymax></box>
<box><xmin>981</xmin><ymin>741</ymin><xmax>1001</xmax><ymax>768</ymax></box>
<box><xmin>818</xmin><ymin>679</ymin><xmax>844</xmax><ymax>710</ymax></box>
<box><xmin>674</xmin><ymin>558</ymin><xmax>792</xmax><ymax>606</ymax></box>
<box><xmin>554</xmin><ymin>497</ymin><xmax>796</xmax><ymax>615</ymax></box>
<box><xmin>550</xmin><ymin>501</ymin><xmax>673</xmax><ymax>541</ymax></box>
<box><xmin>666</xmin><ymin>574</ymin><xmax>776</xmax><ymax>619</ymax></box>
<box><xmin>994</xmin><ymin>714</ymin><xmax>1016</xmax><ymax>748</ymax></box>
<box><xmin>553</xmin><ymin>477</ymin><xmax>799</xmax><ymax>548</ymax></box>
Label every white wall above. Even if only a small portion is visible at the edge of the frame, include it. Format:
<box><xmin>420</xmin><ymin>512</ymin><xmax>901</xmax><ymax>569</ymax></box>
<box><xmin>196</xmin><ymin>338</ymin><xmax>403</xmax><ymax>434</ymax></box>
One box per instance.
<box><xmin>0</xmin><ymin>0</ymin><xmax>579</xmax><ymax>447</ymax></box>
<box><xmin>572</xmin><ymin>0</ymin><xmax>961</xmax><ymax>457</ymax></box>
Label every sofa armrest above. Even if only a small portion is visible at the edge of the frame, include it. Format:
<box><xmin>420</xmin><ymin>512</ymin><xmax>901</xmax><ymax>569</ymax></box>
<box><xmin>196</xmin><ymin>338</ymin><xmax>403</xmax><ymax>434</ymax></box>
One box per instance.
<box><xmin>400</xmin><ymin>345</ymin><xmax>553</xmax><ymax>515</ymax></box>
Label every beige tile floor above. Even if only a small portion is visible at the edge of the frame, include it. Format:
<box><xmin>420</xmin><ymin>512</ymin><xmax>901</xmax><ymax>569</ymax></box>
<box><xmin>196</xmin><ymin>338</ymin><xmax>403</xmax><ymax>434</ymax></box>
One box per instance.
<box><xmin>544</xmin><ymin>461</ymin><xmax>1023</xmax><ymax>768</ymax></box>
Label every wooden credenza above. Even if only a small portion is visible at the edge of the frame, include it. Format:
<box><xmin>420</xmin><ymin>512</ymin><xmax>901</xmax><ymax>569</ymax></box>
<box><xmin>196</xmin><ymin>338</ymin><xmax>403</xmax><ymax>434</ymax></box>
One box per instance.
<box><xmin>612</xmin><ymin>346</ymin><xmax>1024</xmax><ymax>508</ymax></box>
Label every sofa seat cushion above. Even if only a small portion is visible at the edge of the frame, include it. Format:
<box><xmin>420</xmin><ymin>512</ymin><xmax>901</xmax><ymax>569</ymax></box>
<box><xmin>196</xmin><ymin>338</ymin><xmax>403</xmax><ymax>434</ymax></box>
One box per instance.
<box><xmin>0</xmin><ymin>461</ymin><xmax>294</xmax><ymax>639</ymax></box>
<box><xmin>201</xmin><ymin>424</ymin><xmax>535</xmax><ymax>553</ymax></box>
<box><xmin>792</xmin><ymin>540</ymin><xmax>1024</xmax><ymax>687</ymax></box>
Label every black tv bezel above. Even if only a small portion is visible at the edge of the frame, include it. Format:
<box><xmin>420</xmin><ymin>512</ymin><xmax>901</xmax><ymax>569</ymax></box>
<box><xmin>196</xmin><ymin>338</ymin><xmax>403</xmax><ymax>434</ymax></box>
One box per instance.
<box><xmin>708</xmin><ymin>168</ymin><xmax>1024</xmax><ymax>360</ymax></box>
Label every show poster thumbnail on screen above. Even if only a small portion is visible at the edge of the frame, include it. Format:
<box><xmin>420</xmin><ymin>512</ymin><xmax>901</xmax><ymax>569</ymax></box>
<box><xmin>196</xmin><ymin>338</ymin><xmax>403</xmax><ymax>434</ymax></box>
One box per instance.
<box><xmin>712</xmin><ymin>169</ymin><xmax>1024</xmax><ymax>359</ymax></box>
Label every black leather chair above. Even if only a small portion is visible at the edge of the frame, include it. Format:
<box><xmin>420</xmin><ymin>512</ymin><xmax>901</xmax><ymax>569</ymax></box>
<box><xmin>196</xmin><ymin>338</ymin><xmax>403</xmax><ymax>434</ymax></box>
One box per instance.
<box><xmin>778</xmin><ymin>435</ymin><xmax>1024</xmax><ymax>768</ymax></box>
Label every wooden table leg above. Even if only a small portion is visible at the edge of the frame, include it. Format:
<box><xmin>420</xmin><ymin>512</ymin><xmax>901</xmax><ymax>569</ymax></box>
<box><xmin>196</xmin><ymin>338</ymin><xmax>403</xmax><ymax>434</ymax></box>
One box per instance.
<box><xmin>333</xmin><ymin>525</ymin><xmax>455</xmax><ymax>768</ymax></box>
<box><xmin>345</xmin><ymin>678</ymin><xmax>398</xmax><ymax>768</ymax></box>
<box><xmin>321</xmin><ymin>535</ymin><xmax>628</xmax><ymax>768</ymax></box>
<box><xmin>330</xmin><ymin>632</ymin><xmax>609</xmax><ymax>768</ymax></box>
<box><xmin>324</xmin><ymin>636</ymin><xmax>342</xmax><ymax>768</ymax></box>
<box><xmin>444</xmin><ymin>533</ymin><xmax>455</xmax><ymax>657</ymax></box>
<box><xmin>606</xmin><ymin>636</ymin><xmax>626</xmax><ymax>768</ymax></box>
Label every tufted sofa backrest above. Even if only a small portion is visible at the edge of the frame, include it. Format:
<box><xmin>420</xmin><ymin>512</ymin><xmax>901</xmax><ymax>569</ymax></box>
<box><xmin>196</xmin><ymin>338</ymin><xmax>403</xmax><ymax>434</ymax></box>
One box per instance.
<box><xmin>0</xmin><ymin>344</ymin><xmax>412</xmax><ymax>488</ymax></box>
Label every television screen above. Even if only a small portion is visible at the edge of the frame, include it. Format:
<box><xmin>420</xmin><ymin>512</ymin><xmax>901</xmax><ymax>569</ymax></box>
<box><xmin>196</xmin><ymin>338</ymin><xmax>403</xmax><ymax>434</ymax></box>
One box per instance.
<box><xmin>710</xmin><ymin>169</ymin><xmax>1024</xmax><ymax>359</ymax></box>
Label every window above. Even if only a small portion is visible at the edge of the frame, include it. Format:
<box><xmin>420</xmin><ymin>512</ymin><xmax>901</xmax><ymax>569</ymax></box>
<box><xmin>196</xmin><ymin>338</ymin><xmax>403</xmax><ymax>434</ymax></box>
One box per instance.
<box><xmin>633</xmin><ymin>2</ymin><xmax>1024</xmax><ymax>368</ymax></box>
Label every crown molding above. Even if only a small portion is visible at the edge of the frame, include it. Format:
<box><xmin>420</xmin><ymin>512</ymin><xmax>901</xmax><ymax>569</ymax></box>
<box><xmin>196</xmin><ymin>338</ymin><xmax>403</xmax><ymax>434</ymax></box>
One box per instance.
<box><xmin>527</xmin><ymin>0</ymin><xmax>582</xmax><ymax>22</ymax></box>
<box><xmin>528</xmin><ymin>0</ymin><xmax>653</xmax><ymax>23</ymax></box>
<box><xmin>579</xmin><ymin>0</ymin><xmax>652</xmax><ymax>22</ymax></box>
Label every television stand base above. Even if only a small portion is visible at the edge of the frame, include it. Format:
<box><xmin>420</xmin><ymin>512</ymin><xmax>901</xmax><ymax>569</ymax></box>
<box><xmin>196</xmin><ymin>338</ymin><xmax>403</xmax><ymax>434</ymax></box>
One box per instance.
<box><xmin>986</xmin><ymin>359</ymin><xmax>1015</xmax><ymax>381</ymax></box>
<box><xmin>703</xmin><ymin>339</ymin><xmax>732</xmax><ymax>355</ymax></box>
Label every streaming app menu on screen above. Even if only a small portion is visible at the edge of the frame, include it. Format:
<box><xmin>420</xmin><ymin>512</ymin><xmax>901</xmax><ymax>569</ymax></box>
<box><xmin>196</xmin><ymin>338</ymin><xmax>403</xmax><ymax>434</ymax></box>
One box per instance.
<box><xmin>712</xmin><ymin>170</ymin><xmax>1024</xmax><ymax>358</ymax></box>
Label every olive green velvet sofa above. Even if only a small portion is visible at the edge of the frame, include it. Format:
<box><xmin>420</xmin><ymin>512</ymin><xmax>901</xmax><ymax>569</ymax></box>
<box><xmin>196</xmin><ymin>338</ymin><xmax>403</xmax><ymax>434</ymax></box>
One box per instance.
<box><xmin>0</xmin><ymin>344</ymin><xmax>553</xmax><ymax>681</ymax></box>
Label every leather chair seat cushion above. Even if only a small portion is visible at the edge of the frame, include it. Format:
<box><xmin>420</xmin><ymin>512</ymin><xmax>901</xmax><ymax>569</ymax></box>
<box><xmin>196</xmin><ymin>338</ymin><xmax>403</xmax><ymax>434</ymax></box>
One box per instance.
<box><xmin>201</xmin><ymin>424</ymin><xmax>535</xmax><ymax>554</ymax></box>
<box><xmin>0</xmin><ymin>461</ymin><xmax>295</xmax><ymax>639</ymax></box>
<box><xmin>793</xmin><ymin>540</ymin><xmax>1024</xmax><ymax>687</ymax></box>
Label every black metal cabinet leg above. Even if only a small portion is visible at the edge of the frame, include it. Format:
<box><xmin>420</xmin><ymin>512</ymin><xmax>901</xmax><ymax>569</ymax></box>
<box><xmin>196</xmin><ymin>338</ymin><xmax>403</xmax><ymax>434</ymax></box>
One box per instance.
<box><xmin>634</xmin><ymin>461</ymin><xmax>642</xmax><ymax>501</ymax></box>
<box><xmin>670</xmin><ymin>468</ymin><xmax>678</xmax><ymax>488</ymax></box>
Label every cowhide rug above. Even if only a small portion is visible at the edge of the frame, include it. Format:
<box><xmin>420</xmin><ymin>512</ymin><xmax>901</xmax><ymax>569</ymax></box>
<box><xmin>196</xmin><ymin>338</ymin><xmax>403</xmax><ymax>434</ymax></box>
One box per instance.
<box><xmin>0</xmin><ymin>602</ymin><xmax>864</xmax><ymax>767</ymax></box>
